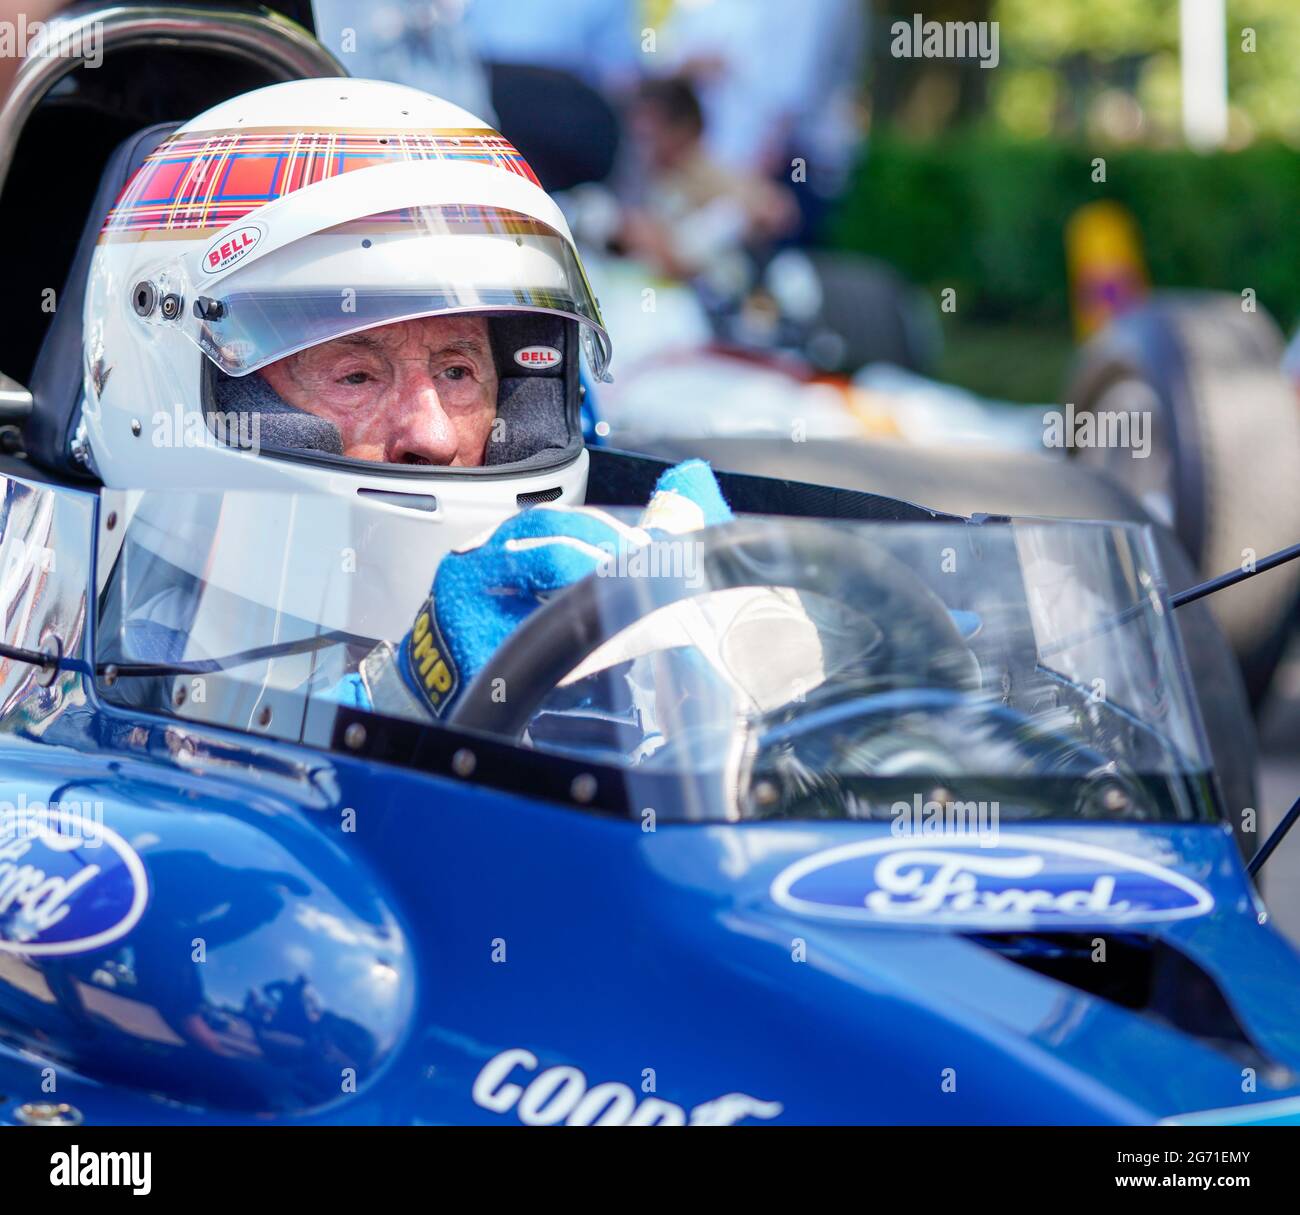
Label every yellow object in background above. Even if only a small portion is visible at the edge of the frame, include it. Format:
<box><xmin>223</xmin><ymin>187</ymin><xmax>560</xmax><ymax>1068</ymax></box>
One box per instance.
<box><xmin>1066</xmin><ymin>201</ymin><xmax>1150</xmax><ymax>340</ymax></box>
<box><xmin>640</xmin><ymin>0</ymin><xmax>675</xmax><ymax>33</ymax></box>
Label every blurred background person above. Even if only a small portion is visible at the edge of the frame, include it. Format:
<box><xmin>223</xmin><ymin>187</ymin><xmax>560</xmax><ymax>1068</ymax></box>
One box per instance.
<box><xmin>616</xmin><ymin>75</ymin><xmax>796</xmax><ymax>279</ymax></box>
<box><xmin>463</xmin><ymin>0</ymin><xmax>636</xmax><ymax>192</ymax></box>
<box><xmin>781</xmin><ymin>0</ymin><xmax>869</xmax><ymax>241</ymax></box>
<box><xmin>464</xmin><ymin>0</ymin><xmax>640</xmax><ymax>97</ymax></box>
<box><xmin>313</xmin><ymin>0</ymin><xmax>494</xmax><ymax>118</ymax></box>
<box><xmin>314</xmin><ymin>0</ymin><xmax>632</xmax><ymax>191</ymax></box>
<box><xmin>649</xmin><ymin>0</ymin><xmax>793</xmax><ymax>176</ymax></box>
<box><xmin>648</xmin><ymin>0</ymin><xmax>866</xmax><ymax>242</ymax></box>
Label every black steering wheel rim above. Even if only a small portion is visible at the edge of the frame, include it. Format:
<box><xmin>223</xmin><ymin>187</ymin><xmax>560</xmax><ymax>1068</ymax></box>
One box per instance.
<box><xmin>449</xmin><ymin>517</ymin><xmax>972</xmax><ymax>739</ymax></box>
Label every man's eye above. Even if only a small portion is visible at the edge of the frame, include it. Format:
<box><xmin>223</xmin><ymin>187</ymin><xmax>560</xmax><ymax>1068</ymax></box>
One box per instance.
<box><xmin>339</xmin><ymin>371</ymin><xmax>373</xmax><ymax>386</ymax></box>
<box><xmin>443</xmin><ymin>366</ymin><xmax>469</xmax><ymax>381</ymax></box>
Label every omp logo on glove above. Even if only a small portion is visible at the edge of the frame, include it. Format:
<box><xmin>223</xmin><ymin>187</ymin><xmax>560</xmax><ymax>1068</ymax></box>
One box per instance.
<box><xmin>357</xmin><ymin>461</ymin><xmax>731</xmax><ymax>723</ymax></box>
<box><xmin>402</xmin><ymin>597</ymin><xmax>459</xmax><ymax>716</ymax></box>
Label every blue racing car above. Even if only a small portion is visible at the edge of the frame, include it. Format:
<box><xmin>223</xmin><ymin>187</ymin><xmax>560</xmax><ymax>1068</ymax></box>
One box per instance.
<box><xmin>0</xmin><ymin>447</ymin><xmax>1298</xmax><ymax>1125</ymax></box>
<box><xmin>0</xmin><ymin>0</ymin><xmax>1296</xmax><ymax>1131</ymax></box>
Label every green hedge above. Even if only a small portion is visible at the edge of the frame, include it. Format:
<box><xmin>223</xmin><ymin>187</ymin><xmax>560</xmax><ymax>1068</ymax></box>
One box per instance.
<box><xmin>827</xmin><ymin>134</ymin><xmax>1300</xmax><ymax>331</ymax></box>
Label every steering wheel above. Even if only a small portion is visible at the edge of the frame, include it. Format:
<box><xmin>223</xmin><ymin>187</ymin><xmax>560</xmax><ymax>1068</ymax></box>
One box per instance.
<box><xmin>449</xmin><ymin>518</ymin><xmax>975</xmax><ymax>740</ymax></box>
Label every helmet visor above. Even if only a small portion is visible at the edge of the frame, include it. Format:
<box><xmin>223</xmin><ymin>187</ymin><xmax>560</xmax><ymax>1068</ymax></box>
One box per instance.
<box><xmin>180</xmin><ymin>205</ymin><xmax>610</xmax><ymax>379</ymax></box>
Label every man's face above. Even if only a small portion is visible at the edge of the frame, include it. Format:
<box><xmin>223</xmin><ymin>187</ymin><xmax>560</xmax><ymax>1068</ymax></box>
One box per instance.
<box><xmin>258</xmin><ymin>314</ymin><xmax>499</xmax><ymax>466</ymax></box>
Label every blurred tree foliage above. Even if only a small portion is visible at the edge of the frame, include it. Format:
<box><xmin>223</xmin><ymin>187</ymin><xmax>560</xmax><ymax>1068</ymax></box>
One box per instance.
<box><xmin>995</xmin><ymin>0</ymin><xmax>1300</xmax><ymax>143</ymax></box>
<box><xmin>829</xmin><ymin>133</ymin><xmax>1300</xmax><ymax>329</ymax></box>
<box><xmin>872</xmin><ymin>0</ymin><xmax>996</xmax><ymax>134</ymax></box>
<box><xmin>872</xmin><ymin>0</ymin><xmax>1300</xmax><ymax>143</ymax></box>
<box><xmin>847</xmin><ymin>1</ymin><xmax>1300</xmax><ymax>331</ymax></box>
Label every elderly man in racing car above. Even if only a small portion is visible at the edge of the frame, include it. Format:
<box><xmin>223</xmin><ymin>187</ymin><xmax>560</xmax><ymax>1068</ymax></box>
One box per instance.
<box><xmin>83</xmin><ymin>78</ymin><xmax>816</xmax><ymax>734</ymax></box>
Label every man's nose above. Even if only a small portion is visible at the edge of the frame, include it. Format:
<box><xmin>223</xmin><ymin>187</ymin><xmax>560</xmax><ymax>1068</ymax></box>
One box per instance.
<box><xmin>386</xmin><ymin>368</ymin><xmax>460</xmax><ymax>465</ymax></box>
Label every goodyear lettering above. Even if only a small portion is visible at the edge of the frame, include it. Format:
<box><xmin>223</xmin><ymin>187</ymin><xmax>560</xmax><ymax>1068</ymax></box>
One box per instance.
<box><xmin>472</xmin><ymin>1048</ymin><xmax>783</xmax><ymax>1126</ymax></box>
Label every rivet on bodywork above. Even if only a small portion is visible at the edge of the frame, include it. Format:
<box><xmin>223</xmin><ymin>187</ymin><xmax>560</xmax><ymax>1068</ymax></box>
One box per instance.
<box><xmin>570</xmin><ymin>773</ymin><xmax>598</xmax><ymax>804</ymax></box>
<box><xmin>451</xmin><ymin>748</ymin><xmax>476</xmax><ymax>777</ymax></box>
<box><xmin>344</xmin><ymin>722</ymin><xmax>367</xmax><ymax>751</ymax></box>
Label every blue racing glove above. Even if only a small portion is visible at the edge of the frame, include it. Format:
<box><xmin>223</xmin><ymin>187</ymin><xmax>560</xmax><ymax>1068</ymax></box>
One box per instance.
<box><xmin>339</xmin><ymin>460</ymin><xmax>732</xmax><ymax>718</ymax></box>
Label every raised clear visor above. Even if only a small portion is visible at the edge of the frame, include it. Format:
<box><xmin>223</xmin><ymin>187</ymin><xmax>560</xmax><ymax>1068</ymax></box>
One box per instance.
<box><xmin>95</xmin><ymin>493</ymin><xmax>1215</xmax><ymax>826</ymax></box>
<box><xmin>177</xmin><ymin>205</ymin><xmax>610</xmax><ymax>378</ymax></box>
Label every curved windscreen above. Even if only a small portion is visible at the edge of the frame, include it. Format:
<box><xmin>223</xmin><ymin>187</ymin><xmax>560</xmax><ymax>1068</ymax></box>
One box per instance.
<box><xmin>177</xmin><ymin>206</ymin><xmax>610</xmax><ymax>378</ymax></box>
<box><xmin>94</xmin><ymin>493</ymin><xmax>1215</xmax><ymax>825</ymax></box>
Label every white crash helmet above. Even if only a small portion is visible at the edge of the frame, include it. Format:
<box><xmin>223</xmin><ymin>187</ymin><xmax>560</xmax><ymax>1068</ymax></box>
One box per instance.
<box><xmin>83</xmin><ymin>78</ymin><xmax>611</xmax><ymax>567</ymax></box>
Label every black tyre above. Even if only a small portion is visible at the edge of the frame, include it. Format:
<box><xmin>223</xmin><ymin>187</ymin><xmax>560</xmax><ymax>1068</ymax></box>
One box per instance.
<box><xmin>1066</xmin><ymin>292</ymin><xmax>1300</xmax><ymax>707</ymax></box>
<box><xmin>793</xmin><ymin>250</ymin><xmax>940</xmax><ymax>375</ymax></box>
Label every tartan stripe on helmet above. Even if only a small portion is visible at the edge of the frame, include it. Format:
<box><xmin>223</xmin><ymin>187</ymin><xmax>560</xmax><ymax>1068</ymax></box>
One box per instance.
<box><xmin>101</xmin><ymin>128</ymin><xmax>541</xmax><ymax>240</ymax></box>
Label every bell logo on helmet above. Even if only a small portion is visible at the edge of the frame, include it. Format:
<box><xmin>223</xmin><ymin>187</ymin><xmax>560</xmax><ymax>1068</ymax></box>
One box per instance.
<box><xmin>514</xmin><ymin>345</ymin><xmax>562</xmax><ymax>370</ymax></box>
<box><xmin>203</xmin><ymin>225</ymin><xmax>263</xmax><ymax>275</ymax></box>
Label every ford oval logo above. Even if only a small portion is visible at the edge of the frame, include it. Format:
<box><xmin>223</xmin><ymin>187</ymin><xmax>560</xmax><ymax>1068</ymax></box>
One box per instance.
<box><xmin>770</xmin><ymin>833</ymin><xmax>1214</xmax><ymax>928</ymax></box>
<box><xmin>0</xmin><ymin>810</ymin><xmax>149</xmax><ymax>956</ymax></box>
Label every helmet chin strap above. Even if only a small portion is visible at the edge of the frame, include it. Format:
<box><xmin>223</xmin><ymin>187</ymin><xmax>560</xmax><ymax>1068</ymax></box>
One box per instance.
<box><xmin>209</xmin><ymin>367</ymin><xmax>344</xmax><ymax>455</ymax></box>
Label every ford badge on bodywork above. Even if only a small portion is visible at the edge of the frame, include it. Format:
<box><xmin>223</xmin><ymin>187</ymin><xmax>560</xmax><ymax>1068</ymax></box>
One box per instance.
<box><xmin>770</xmin><ymin>833</ymin><xmax>1214</xmax><ymax>928</ymax></box>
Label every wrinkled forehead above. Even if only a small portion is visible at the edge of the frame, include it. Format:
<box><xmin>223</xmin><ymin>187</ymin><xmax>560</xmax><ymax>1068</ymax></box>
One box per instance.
<box><xmin>292</xmin><ymin>314</ymin><xmax>494</xmax><ymax>365</ymax></box>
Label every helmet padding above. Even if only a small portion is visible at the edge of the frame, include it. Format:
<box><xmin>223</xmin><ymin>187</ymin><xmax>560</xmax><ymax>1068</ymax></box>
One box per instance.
<box><xmin>483</xmin><ymin>314</ymin><xmax>576</xmax><ymax>469</ymax></box>
<box><xmin>209</xmin><ymin>368</ymin><xmax>344</xmax><ymax>455</ymax></box>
